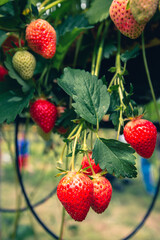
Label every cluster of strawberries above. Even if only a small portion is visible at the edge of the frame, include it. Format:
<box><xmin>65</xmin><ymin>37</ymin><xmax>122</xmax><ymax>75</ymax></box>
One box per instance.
<box><xmin>1</xmin><ymin>19</ymin><xmax>64</xmax><ymax>136</ymax></box>
<box><xmin>57</xmin><ymin>152</ymin><xmax>112</xmax><ymax>221</ymax></box>
<box><xmin>109</xmin><ymin>0</ymin><xmax>159</xmax><ymax>39</ymax></box>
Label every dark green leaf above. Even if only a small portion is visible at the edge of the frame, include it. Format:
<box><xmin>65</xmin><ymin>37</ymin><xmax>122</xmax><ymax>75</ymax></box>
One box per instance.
<box><xmin>58</xmin><ymin>68</ymin><xmax>110</xmax><ymax>125</ymax></box>
<box><xmin>92</xmin><ymin>138</ymin><xmax>137</xmax><ymax>178</ymax></box>
<box><xmin>121</xmin><ymin>45</ymin><xmax>140</xmax><ymax>62</ymax></box>
<box><xmin>0</xmin><ymin>30</ymin><xmax>7</xmax><ymax>46</ymax></box>
<box><xmin>53</xmin><ymin>14</ymin><xmax>92</xmax><ymax>70</ymax></box>
<box><xmin>86</xmin><ymin>0</ymin><xmax>112</xmax><ymax>24</ymax></box>
<box><xmin>0</xmin><ymin>78</ymin><xmax>34</xmax><ymax>123</ymax></box>
<box><xmin>4</xmin><ymin>54</ymin><xmax>31</xmax><ymax>92</ymax></box>
<box><xmin>104</xmin><ymin>41</ymin><xmax>117</xmax><ymax>59</ymax></box>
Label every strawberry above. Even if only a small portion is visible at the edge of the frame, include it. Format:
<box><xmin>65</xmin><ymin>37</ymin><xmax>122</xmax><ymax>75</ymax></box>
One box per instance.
<box><xmin>130</xmin><ymin>0</ymin><xmax>159</xmax><ymax>24</ymax></box>
<box><xmin>0</xmin><ymin>65</ymin><xmax>8</xmax><ymax>82</ymax></box>
<box><xmin>26</xmin><ymin>19</ymin><xmax>56</xmax><ymax>59</ymax></box>
<box><xmin>91</xmin><ymin>176</ymin><xmax>112</xmax><ymax>214</ymax></box>
<box><xmin>12</xmin><ymin>50</ymin><xmax>36</xmax><ymax>80</ymax></box>
<box><xmin>30</xmin><ymin>99</ymin><xmax>57</xmax><ymax>133</ymax></box>
<box><xmin>57</xmin><ymin>171</ymin><xmax>93</xmax><ymax>221</ymax></box>
<box><xmin>123</xmin><ymin>118</ymin><xmax>157</xmax><ymax>158</ymax></box>
<box><xmin>2</xmin><ymin>35</ymin><xmax>24</xmax><ymax>54</ymax></box>
<box><xmin>56</xmin><ymin>126</ymin><xmax>68</xmax><ymax>135</ymax></box>
<box><xmin>109</xmin><ymin>0</ymin><xmax>145</xmax><ymax>39</ymax></box>
<box><xmin>81</xmin><ymin>152</ymin><xmax>102</xmax><ymax>176</ymax></box>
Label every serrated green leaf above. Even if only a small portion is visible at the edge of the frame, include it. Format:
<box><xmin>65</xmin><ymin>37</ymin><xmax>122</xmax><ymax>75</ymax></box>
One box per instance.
<box><xmin>121</xmin><ymin>45</ymin><xmax>140</xmax><ymax>62</ymax></box>
<box><xmin>92</xmin><ymin>138</ymin><xmax>137</xmax><ymax>178</ymax></box>
<box><xmin>4</xmin><ymin>54</ymin><xmax>31</xmax><ymax>92</ymax></box>
<box><xmin>86</xmin><ymin>0</ymin><xmax>112</xmax><ymax>24</ymax></box>
<box><xmin>58</xmin><ymin>68</ymin><xmax>110</xmax><ymax>125</ymax></box>
<box><xmin>0</xmin><ymin>78</ymin><xmax>34</xmax><ymax>123</ymax></box>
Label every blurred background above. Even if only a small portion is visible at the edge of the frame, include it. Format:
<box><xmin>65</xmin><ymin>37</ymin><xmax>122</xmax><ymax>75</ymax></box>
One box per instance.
<box><xmin>0</xmin><ymin>122</ymin><xmax>160</xmax><ymax>240</ymax></box>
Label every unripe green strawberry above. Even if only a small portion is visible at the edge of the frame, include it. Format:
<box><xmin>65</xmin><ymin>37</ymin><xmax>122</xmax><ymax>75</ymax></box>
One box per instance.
<box><xmin>30</xmin><ymin>99</ymin><xmax>57</xmax><ymax>133</ymax></box>
<box><xmin>123</xmin><ymin>117</ymin><xmax>157</xmax><ymax>158</ymax></box>
<box><xmin>12</xmin><ymin>50</ymin><xmax>36</xmax><ymax>80</ymax></box>
<box><xmin>91</xmin><ymin>176</ymin><xmax>112</xmax><ymax>214</ymax></box>
<box><xmin>130</xmin><ymin>0</ymin><xmax>159</xmax><ymax>24</ymax></box>
<box><xmin>109</xmin><ymin>0</ymin><xmax>145</xmax><ymax>39</ymax></box>
<box><xmin>26</xmin><ymin>19</ymin><xmax>56</xmax><ymax>59</ymax></box>
<box><xmin>57</xmin><ymin>171</ymin><xmax>93</xmax><ymax>221</ymax></box>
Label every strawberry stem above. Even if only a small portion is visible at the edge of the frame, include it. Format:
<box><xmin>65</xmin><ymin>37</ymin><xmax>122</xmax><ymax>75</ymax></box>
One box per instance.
<box><xmin>141</xmin><ymin>32</ymin><xmax>160</xmax><ymax>123</ymax></box>
<box><xmin>94</xmin><ymin>20</ymin><xmax>111</xmax><ymax>77</ymax></box>
<box><xmin>71</xmin><ymin>123</ymin><xmax>83</xmax><ymax>171</ymax></box>
<box><xmin>91</xmin><ymin>22</ymin><xmax>104</xmax><ymax>76</ymax></box>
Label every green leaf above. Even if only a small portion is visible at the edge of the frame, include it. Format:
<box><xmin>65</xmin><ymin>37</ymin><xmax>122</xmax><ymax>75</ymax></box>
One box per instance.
<box><xmin>103</xmin><ymin>41</ymin><xmax>117</xmax><ymax>59</ymax></box>
<box><xmin>0</xmin><ymin>0</ymin><xmax>9</xmax><ymax>7</ymax></box>
<box><xmin>4</xmin><ymin>54</ymin><xmax>31</xmax><ymax>92</ymax></box>
<box><xmin>121</xmin><ymin>45</ymin><xmax>140</xmax><ymax>62</ymax></box>
<box><xmin>58</xmin><ymin>68</ymin><xmax>110</xmax><ymax>125</ymax></box>
<box><xmin>53</xmin><ymin>14</ymin><xmax>92</xmax><ymax>70</ymax></box>
<box><xmin>86</xmin><ymin>0</ymin><xmax>112</xmax><ymax>24</ymax></box>
<box><xmin>0</xmin><ymin>78</ymin><xmax>34</xmax><ymax>124</ymax></box>
<box><xmin>0</xmin><ymin>30</ymin><xmax>7</xmax><ymax>46</ymax></box>
<box><xmin>92</xmin><ymin>138</ymin><xmax>137</xmax><ymax>178</ymax></box>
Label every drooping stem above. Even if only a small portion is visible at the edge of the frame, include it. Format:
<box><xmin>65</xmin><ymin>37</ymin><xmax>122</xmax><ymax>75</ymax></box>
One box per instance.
<box><xmin>91</xmin><ymin>22</ymin><xmax>104</xmax><ymax>75</ymax></box>
<box><xmin>94</xmin><ymin>21</ymin><xmax>111</xmax><ymax>77</ymax></box>
<box><xmin>71</xmin><ymin>123</ymin><xmax>83</xmax><ymax>171</ymax></box>
<box><xmin>141</xmin><ymin>32</ymin><xmax>160</xmax><ymax>124</ymax></box>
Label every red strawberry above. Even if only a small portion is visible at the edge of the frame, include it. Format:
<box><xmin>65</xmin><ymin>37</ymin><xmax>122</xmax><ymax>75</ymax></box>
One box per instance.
<box><xmin>2</xmin><ymin>35</ymin><xmax>24</xmax><ymax>54</ymax></box>
<box><xmin>81</xmin><ymin>152</ymin><xmax>102</xmax><ymax>175</ymax></box>
<box><xmin>123</xmin><ymin>118</ymin><xmax>157</xmax><ymax>158</ymax></box>
<box><xmin>109</xmin><ymin>0</ymin><xmax>145</xmax><ymax>39</ymax></box>
<box><xmin>30</xmin><ymin>99</ymin><xmax>57</xmax><ymax>133</ymax></box>
<box><xmin>26</xmin><ymin>19</ymin><xmax>56</xmax><ymax>59</ymax></box>
<box><xmin>57</xmin><ymin>171</ymin><xmax>93</xmax><ymax>221</ymax></box>
<box><xmin>0</xmin><ymin>65</ymin><xmax>8</xmax><ymax>82</ymax></box>
<box><xmin>91</xmin><ymin>176</ymin><xmax>112</xmax><ymax>214</ymax></box>
<box><xmin>56</xmin><ymin>126</ymin><xmax>68</xmax><ymax>135</ymax></box>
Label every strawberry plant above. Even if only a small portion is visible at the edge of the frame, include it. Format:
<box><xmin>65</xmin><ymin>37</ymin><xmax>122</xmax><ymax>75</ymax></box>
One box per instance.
<box><xmin>0</xmin><ymin>0</ymin><xmax>160</xmax><ymax>239</ymax></box>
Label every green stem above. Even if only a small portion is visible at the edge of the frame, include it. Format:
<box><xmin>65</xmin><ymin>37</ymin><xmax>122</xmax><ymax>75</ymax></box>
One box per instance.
<box><xmin>94</xmin><ymin>21</ymin><xmax>110</xmax><ymax>77</ymax></box>
<box><xmin>59</xmin><ymin>207</ymin><xmax>66</xmax><ymax>240</ymax></box>
<box><xmin>73</xmin><ymin>33</ymin><xmax>83</xmax><ymax>69</ymax></box>
<box><xmin>39</xmin><ymin>0</ymin><xmax>50</xmax><ymax>11</ymax></box>
<box><xmin>90</xmin><ymin>130</ymin><xmax>93</xmax><ymax>150</ymax></box>
<box><xmin>141</xmin><ymin>32</ymin><xmax>160</xmax><ymax>124</ymax></box>
<box><xmin>86</xmin><ymin>152</ymin><xmax>95</xmax><ymax>176</ymax></box>
<box><xmin>39</xmin><ymin>0</ymin><xmax>67</xmax><ymax>16</ymax></box>
<box><xmin>91</xmin><ymin>22</ymin><xmax>104</xmax><ymax>75</ymax></box>
<box><xmin>71</xmin><ymin>124</ymin><xmax>83</xmax><ymax>171</ymax></box>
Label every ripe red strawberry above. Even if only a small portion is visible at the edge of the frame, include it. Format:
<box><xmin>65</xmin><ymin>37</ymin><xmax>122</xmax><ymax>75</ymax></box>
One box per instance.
<box><xmin>26</xmin><ymin>19</ymin><xmax>56</xmax><ymax>59</ymax></box>
<box><xmin>56</xmin><ymin>126</ymin><xmax>68</xmax><ymax>135</ymax></box>
<box><xmin>91</xmin><ymin>176</ymin><xmax>112</xmax><ymax>214</ymax></box>
<box><xmin>2</xmin><ymin>35</ymin><xmax>24</xmax><ymax>54</ymax></box>
<box><xmin>109</xmin><ymin>0</ymin><xmax>145</xmax><ymax>39</ymax></box>
<box><xmin>57</xmin><ymin>171</ymin><xmax>93</xmax><ymax>221</ymax></box>
<box><xmin>0</xmin><ymin>65</ymin><xmax>8</xmax><ymax>81</ymax></box>
<box><xmin>81</xmin><ymin>152</ymin><xmax>102</xmax><ymax>175</ymax></box>
<box><xmin>123</xmin><ymin>118</ymin><xmax>157</xmax><ymax>158</ymax></box>
<box><xmin>30</xmin><ymin>99</ymin><xmax>57</xmax><ymax>133</ymax></box>
<box><xmin>130</xmin><ymin>0</ymin><xmax>159</xmax><ymax>24</ymax></box>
